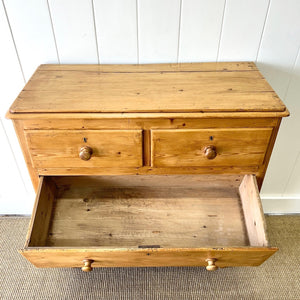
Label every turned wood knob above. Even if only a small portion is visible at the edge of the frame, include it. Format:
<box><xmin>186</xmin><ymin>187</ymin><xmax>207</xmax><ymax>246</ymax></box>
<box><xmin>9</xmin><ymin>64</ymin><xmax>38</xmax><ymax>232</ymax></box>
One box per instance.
<box><xmin>206</xmin><ymin>258</ymin><xmax>218</xmax><ymax>271</ymax></box>
<box><xmin>204</xmin><ymin>146</ymin><xmax>217</xmax><ymax>160</ymax></box>
<box><xmin>82</xmin><ymin>259</ymin><xmax>94</xmax><ymax>272</ymax></box>
<box><xmin>79</xmin><ymin>146</ymin><xmax>93</xmax><ymax>161</ymax></box>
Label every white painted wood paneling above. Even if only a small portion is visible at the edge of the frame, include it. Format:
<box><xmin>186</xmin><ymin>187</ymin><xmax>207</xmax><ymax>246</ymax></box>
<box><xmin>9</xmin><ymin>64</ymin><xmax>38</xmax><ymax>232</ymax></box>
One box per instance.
<box><xmin>257</xmin><ymin>0</ymin><xmax>300</xmax><ymax>98</ymax></box>
<box><xmin>0</xmin><ymin>119</ymin><xmax>34</xmax><ymax>196</ymax></box>
<box><xmin>48</xmin><ymin>0</ymin><xmax>99</xmax><ymax>63</ymax></box>
<box><xmin>0</xmin><ymin>1</ymin><xmax>24</xmax><ymax>116</ymax></box>
<box><xmin>3</xmin><ymin>0</ymin><xmax>58</xmax><ymax>81</ymax></box>
<box><xmin>0</xmin><ymin>119</ymin><xmax>33</xmax><ymax>214</ymax></box>
<box><xmin>0</xmin><ymin>1</ymin><xmax>33</xmax><ymax>213</ymax></box>
<box><xmin>0</xmin><ymin>0</ymin><xmax>34</xmax><ymax>202</ymax></box>
<box><xmin>0</xmin><ymin>120</ymin><xmax>33</xmax><ymax>214</ymax></box>
<box><xmin>178</xmin><ymin>0</ymin><xmax>225</xmax><ymax>62</ymax></box>
<box><xmin>138</xmin><ymin>0</ymin><xmax>181</xmax><ymax>63</ymax></box>
<box><xmin>258</xmin><ymin>0</ymin><xmax>300</xmax><ymax>196</ymax></box>
<box><xmin>218</xmin><ymin>0</ymin><xmax>269</xmax><ymax>61</ymax></box>
<box><xmin>281</xmin><ymin>53</ymin><xmax>300</xmax><ymax>197</ymax></box>
<box><xmin>285</xmin><ymin>154</ymin><xmax>300</xmax><ymax>197</ymax></box>
<box><xmin>93</xmin><ymin>0</ymin><xmax>138</xmax><ymax>64</ymax></box>
<box><xmin>1</xmin><ymin>0</ymin><xmax>300</xmax><ymax>213</ymax></box>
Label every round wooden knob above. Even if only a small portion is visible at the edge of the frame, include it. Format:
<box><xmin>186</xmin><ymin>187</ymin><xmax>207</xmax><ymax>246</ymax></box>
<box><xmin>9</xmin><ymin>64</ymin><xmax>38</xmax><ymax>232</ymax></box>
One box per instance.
<box><xmin>206</xmin><ymin>258</ymin><xmax>218</xmax><ymax>271</ymax></box>
<box><xmin>79</xmin><ymin>146</ymin><xmax>93</xmax><ymax>161</ymax></box>
<box><xmin>82</xmin><ymin>259</ymin><xmax>94</xmax><ymax>272</ymax></box>
<box><xmin>204</xmin><ymin>146</ymin><xmax>217</xmax><ymax>160</ymax></box>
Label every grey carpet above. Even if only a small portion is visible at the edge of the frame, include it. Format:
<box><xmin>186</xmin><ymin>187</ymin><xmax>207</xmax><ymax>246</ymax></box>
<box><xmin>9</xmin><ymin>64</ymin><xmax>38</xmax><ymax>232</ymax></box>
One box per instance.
<box><xmin>0</xmin><ymin>216</ymin><xmax>299</xmax><ymax>300</ymax></box>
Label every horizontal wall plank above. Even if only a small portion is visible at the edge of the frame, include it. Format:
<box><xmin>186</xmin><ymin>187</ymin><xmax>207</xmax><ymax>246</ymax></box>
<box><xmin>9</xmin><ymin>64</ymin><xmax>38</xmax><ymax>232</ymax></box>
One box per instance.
<box><xmin>48</xmin><ymin>0</ymin><xmax>98</xmax><ymax>63</ymax></box>
<box><xmin>179</xmin><ymin>0</ymin><xmax>225</xmax><ymax>62</ymax></box>
<box><xmin>93</xmin><ymin>0</ymin><xmax>138</xmax><ymax>64</ymax></box>
<box><xmin>3</xmin><ymin>0</ymin><xmax>58</xmax><ymax>80</ymax></box>
<box><xmin>138</xmin><ymin>0</ymin><xmax>181</xmax><ymax>63</ymax></box>
<box><xmin>218</xmin><ymin>0</ymin><xmax>269</xmax><ymax>61</ymax></box>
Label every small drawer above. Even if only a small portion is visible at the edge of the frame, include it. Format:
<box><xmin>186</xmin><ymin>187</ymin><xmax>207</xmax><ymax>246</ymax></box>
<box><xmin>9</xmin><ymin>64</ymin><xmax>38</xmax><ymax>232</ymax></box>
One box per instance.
<box><xmin>20</xmin><ymin>174</ymin><xmax>277</xmax><ymax>271</ymax></box>
<box><xmin>151</xmin><ymin>128</ymin><xmax>273</xmax><ymax>167</ymax></box>
<box><xmin>25</xmin><ymin>130</ymin><xmax>143</xmax><ymax>169</ymax></box>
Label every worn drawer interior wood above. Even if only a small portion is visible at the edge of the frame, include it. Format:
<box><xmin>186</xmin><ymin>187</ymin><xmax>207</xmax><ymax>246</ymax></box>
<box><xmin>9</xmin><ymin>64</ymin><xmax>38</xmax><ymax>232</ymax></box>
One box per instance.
<box><xmin>22</xmin><ymin>174</ymin><xmax>277</xmax><ymax>268</ymax></box>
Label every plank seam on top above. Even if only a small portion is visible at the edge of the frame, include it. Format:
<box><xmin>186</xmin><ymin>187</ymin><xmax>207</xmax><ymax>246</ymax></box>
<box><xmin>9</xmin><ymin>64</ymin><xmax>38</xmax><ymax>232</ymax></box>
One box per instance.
<box><xmin>8</xmin><ymin>62</ymin><xmax>287</xmax><ymax>114</ymax></box>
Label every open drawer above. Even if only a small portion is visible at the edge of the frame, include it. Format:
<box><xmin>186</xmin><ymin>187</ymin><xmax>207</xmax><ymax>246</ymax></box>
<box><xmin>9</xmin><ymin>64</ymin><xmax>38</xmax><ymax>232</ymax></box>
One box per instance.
<box><xmin>20</xmin><ymin>175</ymin><xmax>277</xmax><ymax>272</ymax></box>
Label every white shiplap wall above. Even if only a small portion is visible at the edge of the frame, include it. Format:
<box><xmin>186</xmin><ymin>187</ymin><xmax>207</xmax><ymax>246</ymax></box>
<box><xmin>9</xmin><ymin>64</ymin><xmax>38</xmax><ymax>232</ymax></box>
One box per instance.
<box><xmin>1</xmin><ymin>0</ymin><xmax>300</xmax><ymax>214</ymax></box>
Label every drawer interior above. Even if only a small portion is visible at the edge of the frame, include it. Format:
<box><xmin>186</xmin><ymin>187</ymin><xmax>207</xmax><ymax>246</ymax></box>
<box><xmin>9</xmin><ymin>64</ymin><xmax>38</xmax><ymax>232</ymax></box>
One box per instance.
<box><xmin>27</xmin><ymin>175</ymin><xmax>269</xmax><ymax>249</ymax></box>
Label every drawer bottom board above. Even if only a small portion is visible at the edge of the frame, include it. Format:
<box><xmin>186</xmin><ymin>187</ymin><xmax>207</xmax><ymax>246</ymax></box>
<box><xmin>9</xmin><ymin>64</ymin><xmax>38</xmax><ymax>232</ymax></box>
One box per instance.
<box><xmin>48</xmin><ymin>180</ymin><xmax>247</xmax><ymax>248</ymax></box>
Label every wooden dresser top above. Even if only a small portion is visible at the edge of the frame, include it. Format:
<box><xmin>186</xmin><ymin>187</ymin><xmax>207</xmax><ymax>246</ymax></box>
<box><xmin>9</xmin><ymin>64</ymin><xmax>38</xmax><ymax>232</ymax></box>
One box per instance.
<box><xmin>8</xmin><ymin>62</ymin><xmax>288</xmax><ymax>116</ymax></box>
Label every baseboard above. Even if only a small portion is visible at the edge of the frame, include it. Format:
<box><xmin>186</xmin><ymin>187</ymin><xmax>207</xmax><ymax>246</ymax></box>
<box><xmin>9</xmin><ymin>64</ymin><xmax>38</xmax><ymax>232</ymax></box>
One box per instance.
<box><xmin>0</xmin><ymin>214</ymin><xmax>31</xmax><ymax>217</ymax></box>
<box><xmin>261</xmin><ymin>197</ymin><xmax>300</xmax><ymax>214</ymax></box>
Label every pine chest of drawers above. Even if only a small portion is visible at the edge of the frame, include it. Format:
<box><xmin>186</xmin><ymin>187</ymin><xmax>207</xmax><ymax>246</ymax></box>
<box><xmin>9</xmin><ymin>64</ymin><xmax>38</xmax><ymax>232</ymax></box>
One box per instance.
<box><xmin>7</xmin><ymin>62</ymin><xmax>289</xmax><ymax>272</ymax></box>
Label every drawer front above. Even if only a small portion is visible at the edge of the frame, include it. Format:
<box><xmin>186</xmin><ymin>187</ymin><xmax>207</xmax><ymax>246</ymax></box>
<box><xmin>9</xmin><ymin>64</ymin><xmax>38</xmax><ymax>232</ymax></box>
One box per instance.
<box><xmin>151</xmin><ymin>128</ymin><xmax>272</xmax><ymax>167</ymax></box>
<box><xmin>25</xmin><ymin>130</ymin><xmax>142</xmax><ymax>168</ymax></box>
<box><xmin>21</xmin><ymin>247</ymin><xmax>277</xmax><ymax>268</ymax></box>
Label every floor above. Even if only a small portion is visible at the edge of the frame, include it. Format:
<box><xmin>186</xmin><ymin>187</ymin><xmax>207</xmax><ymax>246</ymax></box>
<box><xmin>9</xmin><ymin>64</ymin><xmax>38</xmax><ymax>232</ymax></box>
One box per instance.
<box><xmin>0</xmin><ymin>215</ymin><xmax>299</xmax><ymax>300</ymax></box>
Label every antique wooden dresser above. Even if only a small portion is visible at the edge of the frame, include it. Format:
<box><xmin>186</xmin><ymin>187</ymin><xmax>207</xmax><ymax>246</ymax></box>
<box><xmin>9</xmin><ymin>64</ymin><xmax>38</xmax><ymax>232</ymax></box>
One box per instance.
<box><xmin>6</xmin><ymin>62</ymin><xmax>289</xmax><ymax>272</ymax></box>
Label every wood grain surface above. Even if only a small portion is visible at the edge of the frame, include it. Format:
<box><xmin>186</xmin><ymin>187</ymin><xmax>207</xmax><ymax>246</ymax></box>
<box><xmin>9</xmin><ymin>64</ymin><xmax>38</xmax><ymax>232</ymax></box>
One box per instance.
<box><xmin>151</xmin><ymin>128</ymin><xmax>272</xmax><ymax>167</ymax></box>
<box><xmin>20</xmin><ymin>247</ymin><xmax>277</xmax><ymax>268</ymax></box>
<box><xmin>239</xmin><ymin>175</ymin><xmax>270</xmax><ymax>247</ymax></box>
<box><xmin>9</xmin><ymin>63</ymin><xmax>287</xmax><ymax>114</ymax></box>
<box><xmin>25</xmin><ymin>130</ymin><xmax>143</xmax><ymax>169</ymax></box>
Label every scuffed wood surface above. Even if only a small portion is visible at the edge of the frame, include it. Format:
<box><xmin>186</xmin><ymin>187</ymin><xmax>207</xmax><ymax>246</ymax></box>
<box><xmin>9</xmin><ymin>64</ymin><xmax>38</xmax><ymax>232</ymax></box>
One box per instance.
<box><xmin>9</xmin><ymin>63</ymin><xmax>287</xmax><ymax>114</ymax></box>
